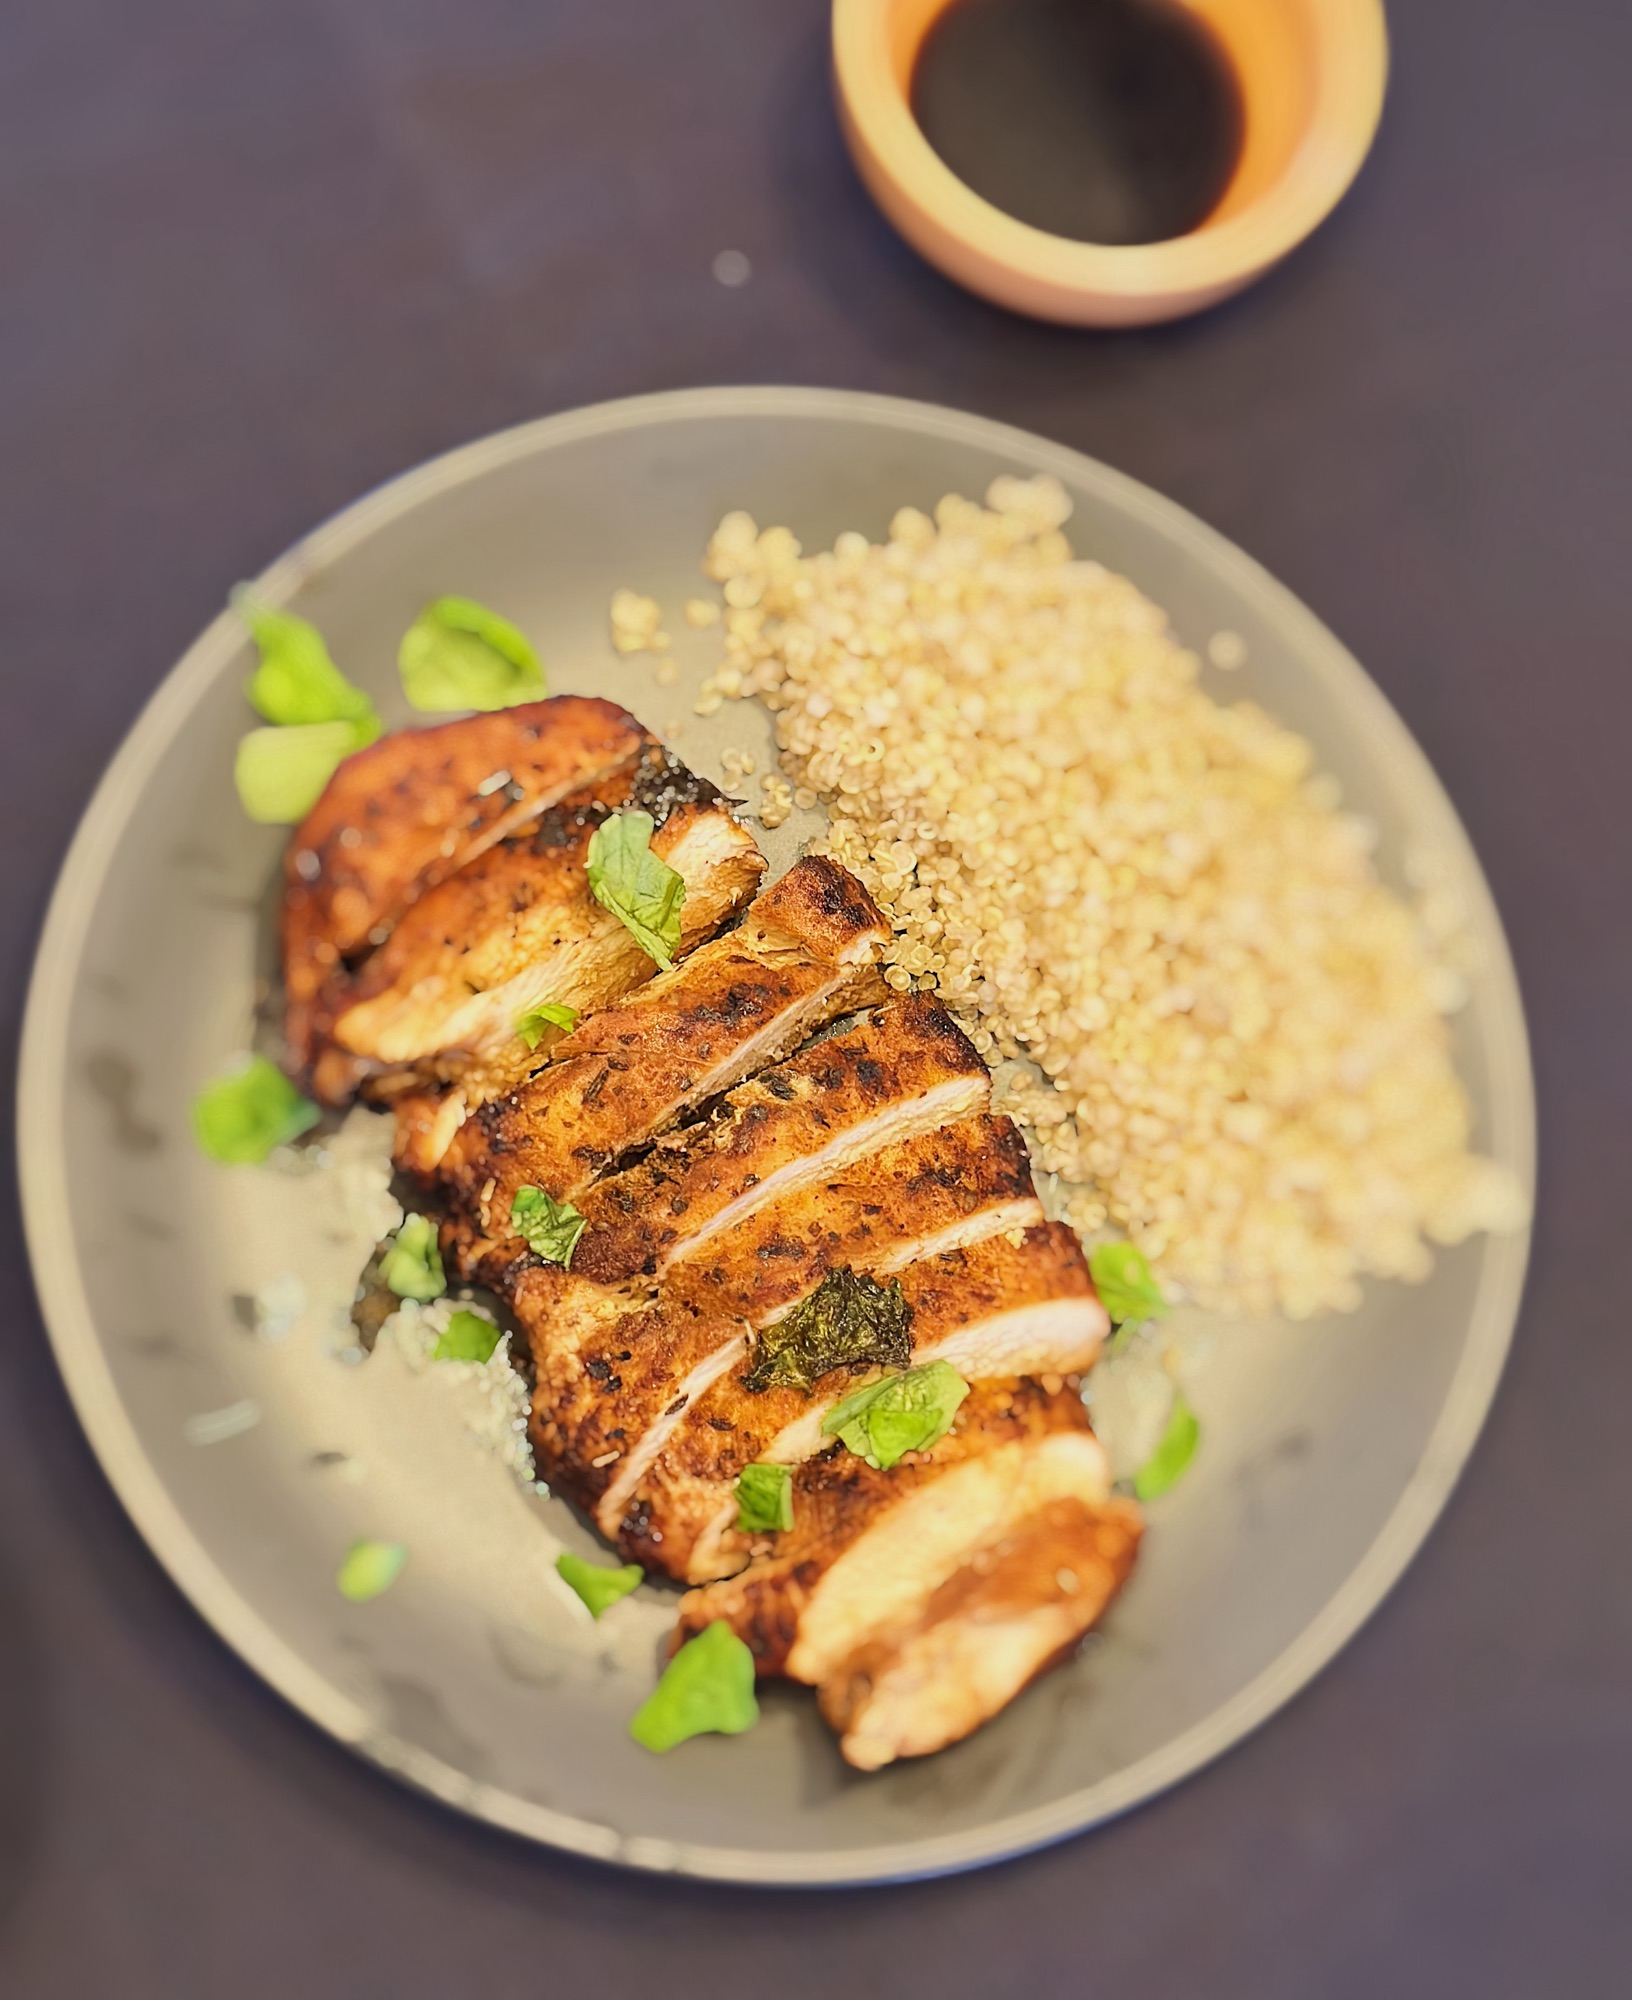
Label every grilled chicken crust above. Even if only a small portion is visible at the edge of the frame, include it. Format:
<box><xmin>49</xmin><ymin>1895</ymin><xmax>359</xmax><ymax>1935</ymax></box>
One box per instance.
<box><xmin>283</xmin><ymin>697</ymin><xmax>649</xmax><ymax>1073</ymax></box>
<box><xmin>474</xmin><ymin>960</ymin><xmax>1131</xmax><ymax>1764</ymax></box>
<box><xmin>673</xmin><ymin>1380</ymin><xmax>1122</xmax><ymax>1674</ymax></box>
<box><xmin>659</xmin><ymin>1113</ymin><xmax>1042</xmax><ymax>1326</ymax></box>
<box><xmin>322</xmin><ymin>787</ymin><xmax>763</xmax><ymax>1107</ymax></box>
<box><xmin>438</xmin><ymin>870</ymin><xmax>907</xmax><ymax>1269</ymax></box>
<box><xmin>677</xmin><ymin>1380</ymin><xmax>1139</xmax><ymax>1770</ymax></box>
<box><xmin>565</xmin><ymin>994</ymin><xmax>992</xmax><ymax>1288</ymax></box>
<box><xmin>607</xmin><ymin>1219</ymin><xmax>1108</xmax><ymax>1582</ymax></box>
<box><xmin>312</xmin><ymin>751</ymin><xmax>650</xmax><ymax>1106</ymax></box>
<box><xmin>387</xmin><ymin>792</ymin><xmax>783</xmax><ymax>1183</ymax></box>
<box><xmin>287</xmin><ymin>705</ymin><xmax>1142</xmax><ymax>1768</ymax></box>
<box><xmin>493</xmin><ymin>1214</ymin><xmax>1107</xmax><ymax>1590</ymax></box>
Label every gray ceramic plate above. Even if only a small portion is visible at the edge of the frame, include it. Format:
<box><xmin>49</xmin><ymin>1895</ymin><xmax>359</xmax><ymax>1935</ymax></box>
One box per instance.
<box><xmin>18</xmin><ymin>388</ymin><xmax>1533</xmax><ymax>1884</ymax></box>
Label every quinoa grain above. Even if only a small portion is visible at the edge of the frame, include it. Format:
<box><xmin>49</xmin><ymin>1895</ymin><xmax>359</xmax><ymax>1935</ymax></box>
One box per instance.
<box><xmin>692</xmin><ymin>476</ymin><xmax>1527</xmax><ymax>1317</ymax></box>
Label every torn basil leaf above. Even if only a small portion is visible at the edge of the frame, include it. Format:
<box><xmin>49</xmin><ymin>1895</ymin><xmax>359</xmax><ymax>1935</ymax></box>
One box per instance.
<box><xmin>337</xmin><ymin>1539</ymin><xmax>407</xmax><ymax>1602</ymax></box>
<box><xmin>821</xmin><ymin>1360</ymin><xmax>969</xmax><ymax>1472</ymax></box>
<box><xmin>556</xmin><ymin>1551</ymin><xmax>643</xmax><ymax>1619</ymax></box>
<box><xmin>515</xmin><ymin>1000</ymin><xmax>580</xmax><ymax>1050</ymax></box>
<box><xmin>399</xmin><ymin>595</ymin><xmax>544</xmax><ymax>713</ymax></box>
<box><xmin>743</xmin><ymin>1268</ymin><xmax>912</xmax><ymax>1393</ymax></box>
<box><xmin>1133</xmin><ymin>1391</ymin><xmax>1200</xmax><ymax>1502</ymax></box>
<box><xmin>735</xmin><ymin>1462</ymin><xmax>794</xmax><ymax>1534</ymax></box>
<box><xmin>234</xmin><ymin>589</ymin><xmax>381</xmax><ymax>735</ymax></box>
<box><xmin>1088</xmin><ymin>1240</ymin><xmax>1168</xmax><ymax>1326</ymax></box>
<box><xmin>235</xmin><ymin>720</ymin><xmax>373</xmax><ymax>824</ymax></box>
<box><xmin>381</xmin><ymin>1213</ymin><xmax>446</xmax><ymax>1302</ymax></box>
<box><xmin>192</xmin><ymin>1055</ymin><xmax>320</xmax><ymax>1164</ymax></box>
<box><xmin>511</xmin><ymin>1184</ymin><xmax>587</xmax><ymax>1267</ymax></box>
<box><xmin>629</xmin><ymin>1620</ymin><xmax>759</xmax><ymax>1753</ymax></box>
<box><xmin>586</xmin><ymin>809</ymin><xmax>685</xmax><ymax>970</ymax></box>
<box><xmin>432</xmin><ymin>1308</ymin><xmax>502</xmax><ymax>1364</ymax></box>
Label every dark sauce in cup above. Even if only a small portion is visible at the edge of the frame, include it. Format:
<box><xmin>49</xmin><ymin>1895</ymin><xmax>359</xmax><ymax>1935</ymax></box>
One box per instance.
<box><xmin>911</xmin><ymin>0</ymin><xmax>1245</xmax><ymax>246</ymax></box>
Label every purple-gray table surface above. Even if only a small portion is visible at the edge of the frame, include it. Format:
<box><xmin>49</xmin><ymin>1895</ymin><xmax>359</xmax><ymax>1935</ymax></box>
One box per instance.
<box><xmin>2</xmin><ymin>2</ymin><xmax>1628</xmax><ymax>1994</ymax></box>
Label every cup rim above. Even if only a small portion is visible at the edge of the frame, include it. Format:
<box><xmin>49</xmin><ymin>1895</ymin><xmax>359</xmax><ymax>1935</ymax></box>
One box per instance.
<box><xmin>832</xmin><ymin>0</ymin><xmax>1390</xmax><ymax>323</ymax></box>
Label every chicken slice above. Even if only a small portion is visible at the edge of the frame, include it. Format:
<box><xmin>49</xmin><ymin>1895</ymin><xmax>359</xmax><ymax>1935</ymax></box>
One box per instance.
<box><xmin>505</xmin><ymin>1115</ymin><xmax>1045</xmax><ymax>1562</ymax></box>
<box><xmin>503</xmin><ymin>1216</ymin><xmax>1103</xmax><ymax>1588</ymax></box>
<box><xmin>434</xmin><ymin>876</ymin><xmax>924</xmax><ymax>1264</ymax></box>
<box><xmin>389</xmin><ymin>810</ymin><xmax>887</xmax><ymax>1182</ymax></box>
<box><xmin>674</xmin><ymin>1380</ymin><xmax>1140</xmax><ymax>1768</ymax></box>
<box><xmin>283</xmin><ymin>696</ymin><xmax>649</xmax><ymax>1073</ymax></box>
<box><xmin>672</xmin><ymin>1384</ymin><xmax>1098</xmax><ymax>1667</ymax></box>
<box><xmin>312</xmin><ymin>746</ymin><xmax>649</xmax><ymax>1106</ymax></box>
<box><xmin>317</xmin><ymin>767</ymin><xmax>763</xmax><ymax>1106</ymax></box>
<box><xmin>564</xmin><ymin>995</ymin><xmax>993</xmax><ymax>1289</ymax></box>
<box><xmin>660</xmin><ymin>1114</ymin><xmax>1042</xmax><ymax>1326</ymax></box>
<box><xmin>819</xmin><ymin>1493</ymin><xmax>1142</xmax><ymax>1770</ymax></box>
<box><xmin>509</xmin><ymin>1264</ymin><xmax>749</xmax><ymax>1552</ymax></box>
<box><xmin>525</xmin><ymin>851</ymin><xmax>890</xmax><ymax>1133</ymax></box>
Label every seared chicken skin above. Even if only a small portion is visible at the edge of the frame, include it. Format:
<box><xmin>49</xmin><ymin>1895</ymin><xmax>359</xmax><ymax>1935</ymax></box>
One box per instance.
<box><xmin>676</xmin><ymin>1380</ymin><xmax>1142</xmax><ymax>1769</ymax></box>
<box><xmin>284</xmin><ymin>697</ymin><xmax>650</xmax><ymax>1075</ymax></box>
<box><xmin>286</xmin><ymin>705</ymin><xmax>1140</xmax><ymax>1771</ymax></box>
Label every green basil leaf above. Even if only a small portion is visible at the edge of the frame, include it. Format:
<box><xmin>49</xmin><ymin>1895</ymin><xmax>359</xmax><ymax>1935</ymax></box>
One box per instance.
<box><xmin>743</xmin><ymin>1268</ymin><xmax>912</xmax><ymax>1393</ymax></box>
<box><xmin>515</xmin><ymin>1001</ymin><xmax>580</xmax><ymax>1050</ymax></box>
<box><xmin>381</xmin><ymin>1213</ymin><xmax>446</xmax><ymax>1302</ymax></box>
<box><xmin>585</xmin><ymin>810</ymin><xmax>685</xmax><ymax>970</ymax></box>
<box><xmin>337</xmin><ymin>1539</ymin><xmax>407</xmax><ymax>1602</ymax></box>
<box><xmin>735</xmin><ymin>1462</ymin><xmax>794</xmax><ymax>1534</ymax></box>
<box><xmin>432</xmin><ymin>1308</ymin><xmax>502</xmax><ymax>1363</ymax></box>
<box><xmin>399</xmin><ymin>595</ymin><xmax>544</xmax><ymax>713</ymax></box>
<box><xmin>192</xmin><ymin>1055</ymin><xmax>320</xmax><ymax>1163</ymax></box>
<box><xmin>234</xmin><ymin>589</ymin><xmax>381</xmax><ymax>733</ymax></box>
<box><xmin>1133</xmin><ymin>1391</ymin><xmax>1200</xmax><ymax>1502</ymax></box>
<box><xmin>1088</xmin><ymin>1240</ymin><xmax>1168</xmax><ymax>1326</ymax></box>
<box><xmin>556</xmin><ymin>1551</ymin><xmax>643</xmax><ymax>1619</ymax></box>
<box><xmin>235</xmin><ymin>719</ymin><xmax>375</xmax><ymax>824</ymax></box>
<box><xmin>629</xmin><ymin>1621</ymin><xmax>759</xmax><ymax>1753</ymax></box>
<box><xmin>510</xmin><ymin>1184</ymin><xmax>587</xmax><ymax>1267</ymax></box>
<box><xmin>820</xmin><ymin>1360</ymin><xmax>969</xmax><ymax>1471</ymax></box>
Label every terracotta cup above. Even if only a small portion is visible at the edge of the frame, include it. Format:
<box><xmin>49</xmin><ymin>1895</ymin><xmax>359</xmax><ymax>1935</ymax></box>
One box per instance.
<box><xmin>832</xmin><ymin>0</ymin><xmax>1388</xmax><ymax>326</ymax></box>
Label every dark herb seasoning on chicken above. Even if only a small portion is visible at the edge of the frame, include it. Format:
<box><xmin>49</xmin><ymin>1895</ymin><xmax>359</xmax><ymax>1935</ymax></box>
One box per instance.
<box><xmin>742</xmin><ymin>1267</ymin><xmax>913</xmax><ymax>1393</ymax></box>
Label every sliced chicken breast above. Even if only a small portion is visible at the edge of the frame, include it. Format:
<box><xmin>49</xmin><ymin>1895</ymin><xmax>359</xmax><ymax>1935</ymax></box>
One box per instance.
<box><xmin>494</xmin><ymin>1118</ymin><xmax>1045</xmax><ymax>1571</ymax></box>
<box><xmin>436</xmin><ymin>880</ymin><xmax>920</xmax><ymax>1256</ymax></box>
<box><xmin>614</xmin><ymin>1220</ymin><xmax>1108</xmax><ymax>1582</ymax></box>
<box><xmin>675</xmin><ymin>1380</ymin><xmax>1138</xmax><ymax>1767</ymax></box>
<box><xmin>819</xmin><ymin>1493</ymin><xmax>1142</xmax><ymax>1770</ymax></box>
<box><xmin>566</xmin><ymin>995</ymin><xmax>992</xmax><ymax>1289</ymax></box>
<box><xmin>659</xmin><ymin>1114</ymin><xmax>1042</xmax><ymax>1326</ymax></box>
<box><xmin>307</xmin><ymin>748</ymin><xmax>1147</xmax><ymax>1770</ymax></box>
<box><xmin>312</xmin><ymin>747</ymin><xmax>652</xmax><ymax>1106</ymax></box>
<box><xmin>320</xmin><ymin>777</ymin><xmax>763</xmax><ymax>1105</ymax></box>
<box><xmin>283</xmin><ymin>697</ymin><xmax>649</xmax><ymax>1073</ymax></box>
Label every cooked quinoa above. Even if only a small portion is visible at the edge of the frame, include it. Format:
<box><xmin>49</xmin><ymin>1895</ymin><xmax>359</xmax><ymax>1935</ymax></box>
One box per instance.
<box><xmin>653</xmin><ymin>474</ymin><xmax>1524</xmax><ymax>1319</ymax></box>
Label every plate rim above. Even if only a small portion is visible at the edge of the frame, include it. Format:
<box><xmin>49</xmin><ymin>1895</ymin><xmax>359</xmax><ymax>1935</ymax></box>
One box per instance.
<box><xmin>17</xmin><ymin>384</ymin><xmax>1535</xmax><ymax>1886</ymax></box>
